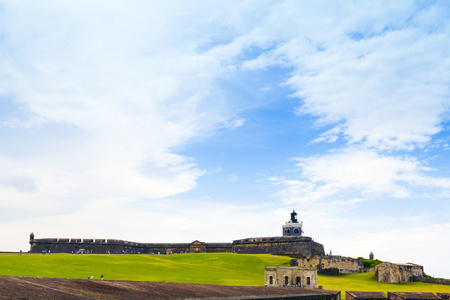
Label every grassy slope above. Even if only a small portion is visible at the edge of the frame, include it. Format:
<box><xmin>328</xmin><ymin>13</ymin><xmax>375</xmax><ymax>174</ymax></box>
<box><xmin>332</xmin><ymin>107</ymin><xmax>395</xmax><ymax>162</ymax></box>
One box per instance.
<box><xmin>1</xmin><ymin>253</ymin><xmax>449</xmax><ymax>296</ymax></box>
<box><xmin>319</xmin><ymin>272</ymin><xmax>450</xmax><ymax>298</ymax></box>
<box><xmin>0</xmin><ymin>253</ymin><xmax>291</xmax><ymax>285</ymax></box>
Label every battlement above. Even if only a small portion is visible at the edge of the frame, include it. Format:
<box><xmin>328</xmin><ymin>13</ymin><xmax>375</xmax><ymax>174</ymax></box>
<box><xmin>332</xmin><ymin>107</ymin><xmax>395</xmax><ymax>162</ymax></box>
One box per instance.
<box><xmin>28</xmin><ymin>210</ymin><xmax>323</xmax><ymax>256</ymax></box>
<box><xmin>233</xmin><ymin>236</ymin><xmax>312</xmax><ymax>244</ymax></box>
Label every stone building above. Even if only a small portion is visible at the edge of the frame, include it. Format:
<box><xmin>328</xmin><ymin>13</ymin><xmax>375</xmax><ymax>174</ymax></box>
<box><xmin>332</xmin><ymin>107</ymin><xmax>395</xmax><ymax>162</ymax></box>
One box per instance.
<box><xmin>264</xmin><ymin>265</ymin><xmax>317</xmax><ymax>288</ymax></box>
<box><xmin>375</xmin><ymin>262</ymin><xmax>423</xmax><ymax>284</ymax></box>
<box><xmin>290</xmin><ymin>256</ymin><xmax>364</xmax><ymax>275</ymax></box>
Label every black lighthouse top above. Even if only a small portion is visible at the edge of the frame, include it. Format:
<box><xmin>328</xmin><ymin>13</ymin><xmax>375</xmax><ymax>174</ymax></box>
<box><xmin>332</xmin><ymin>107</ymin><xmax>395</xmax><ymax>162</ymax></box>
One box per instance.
<box><xmin>283</xmin><ymin>210</ymin><xmax>303</xmax><ymax>236</ymax></box>
<box><xmin>290</xmin><ymin>210</ymin><xmax>299</xmax><ymax>223</ymax></box>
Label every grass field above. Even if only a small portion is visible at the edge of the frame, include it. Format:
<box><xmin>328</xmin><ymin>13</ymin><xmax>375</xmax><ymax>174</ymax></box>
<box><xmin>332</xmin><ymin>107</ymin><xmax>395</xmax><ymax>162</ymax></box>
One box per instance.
<box><xmin>1</xmin><ymin>252</ymin><xmax>449</xmax><ymax>297</ymax></box>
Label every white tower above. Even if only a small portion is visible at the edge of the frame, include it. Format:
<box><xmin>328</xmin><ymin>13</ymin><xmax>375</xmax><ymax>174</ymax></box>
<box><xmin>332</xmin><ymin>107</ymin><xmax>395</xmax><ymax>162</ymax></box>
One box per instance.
<box><xmin>282</xmin><ymin>210</ymin><xmax>303</xmax><ymax>236</ymax></box>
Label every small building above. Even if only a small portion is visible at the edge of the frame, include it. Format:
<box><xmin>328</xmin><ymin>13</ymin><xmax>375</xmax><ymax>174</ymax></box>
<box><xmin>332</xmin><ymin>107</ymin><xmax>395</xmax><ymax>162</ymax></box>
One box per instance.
<box><xmin>189</xmin><ymin>240</ymin><xmax>206</xmax><ymax>253</ymax></box>
<box><xmin>264</xmin><ymin>265</ymin><xmax>317</xmax><ymax>288</ymax></box>
<box><xmin>387</xmin><ymin>292</ymin><xmax>441</xmax><ymax>300</ymax></box>
<box><xmin>346</xmin><ymin>291</ymin><xmax>387</xmax><ymax>300</ymax></box>
<box><xmin>375</xmin><ymin>262</ymin><xmax>423</xmax><ymax>284</ymax></box>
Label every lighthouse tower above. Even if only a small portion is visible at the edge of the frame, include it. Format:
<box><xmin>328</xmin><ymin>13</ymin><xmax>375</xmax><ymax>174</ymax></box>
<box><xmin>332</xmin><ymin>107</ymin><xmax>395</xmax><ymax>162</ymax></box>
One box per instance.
<box><xmin>282</xmin><ymin>210</ymin><xmax>303</xmax><ymax>236</ymax></box>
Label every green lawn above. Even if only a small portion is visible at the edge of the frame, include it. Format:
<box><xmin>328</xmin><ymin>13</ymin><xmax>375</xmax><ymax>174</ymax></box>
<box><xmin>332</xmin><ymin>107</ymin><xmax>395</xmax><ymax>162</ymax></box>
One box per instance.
<box><xmin>318</xmin><ymin>272</ymin><xmax>450</xmax><ymax>298</ymax></box>
<box><xmin>1</xmin><ymin>252</ymin><xmax>449</xmax><ymax>297</ymax></box>
<box><xmin>0</xmin><ymin>252</ymin><xmax>291</xmax><ymax>286</ymax></box>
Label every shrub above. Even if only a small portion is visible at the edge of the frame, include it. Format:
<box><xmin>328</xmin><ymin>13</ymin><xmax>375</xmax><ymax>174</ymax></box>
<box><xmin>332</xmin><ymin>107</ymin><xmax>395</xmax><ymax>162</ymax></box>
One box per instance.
<box><xmin>357</xmin><ymin>257</ymin><xmax>383</xmax><ymax>269</ymax></box>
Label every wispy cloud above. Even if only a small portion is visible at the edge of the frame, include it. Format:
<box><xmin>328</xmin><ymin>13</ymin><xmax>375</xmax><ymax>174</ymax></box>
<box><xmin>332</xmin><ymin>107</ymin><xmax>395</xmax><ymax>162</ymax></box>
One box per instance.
<box><xmin>0</xmin><ymin>0</ymin><xmax>449</xmax><ymax>279</ymax></box>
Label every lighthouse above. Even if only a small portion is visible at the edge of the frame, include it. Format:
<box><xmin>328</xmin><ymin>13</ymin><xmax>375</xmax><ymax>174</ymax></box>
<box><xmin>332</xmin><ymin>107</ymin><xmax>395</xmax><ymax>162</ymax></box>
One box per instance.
<box><xmin>282</xmin><ymin>210</ymin><xmax>303</xmax><ymax>237</ymax></box>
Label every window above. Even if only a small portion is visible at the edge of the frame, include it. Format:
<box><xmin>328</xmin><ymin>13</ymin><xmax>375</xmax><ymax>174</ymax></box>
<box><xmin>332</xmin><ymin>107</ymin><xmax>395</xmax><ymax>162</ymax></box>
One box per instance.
<box><xmin>284</xmin><ymin>276</ymin><xmax>289</xmax><ymax>285</ymax></box>
<box><xmin>294</xmin><ymin>228</ymin><xmax>299</xmax><ymax>234</ymax></box>
<box><xmin>269</xmin><ymin>276</ymin><xmax>273</xmax><ymax>285</ymax></box>
<box><xmin>307</xmin><ymin>276</ymin><xmax>311</xmax><ymax>286</ymax></box>
<box><xmin>296</xmin><ymin>276</ymin><xmax>301</xmax><ymax>286</ymax></box>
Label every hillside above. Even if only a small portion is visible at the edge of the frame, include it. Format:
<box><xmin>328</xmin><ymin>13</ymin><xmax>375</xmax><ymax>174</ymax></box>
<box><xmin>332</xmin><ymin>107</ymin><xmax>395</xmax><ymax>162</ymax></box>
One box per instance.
<box><xmin>1</xmin><ymin>252</ymin><xmax>449</xmax><ymax>297</ymax></box>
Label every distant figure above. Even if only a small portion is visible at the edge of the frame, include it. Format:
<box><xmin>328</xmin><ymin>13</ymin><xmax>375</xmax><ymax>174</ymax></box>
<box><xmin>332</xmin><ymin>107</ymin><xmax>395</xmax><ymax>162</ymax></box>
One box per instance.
<box><xmin>20</xmin><ymin>250</ymin><xmax>22</xmax><ymax>255</ymax></box>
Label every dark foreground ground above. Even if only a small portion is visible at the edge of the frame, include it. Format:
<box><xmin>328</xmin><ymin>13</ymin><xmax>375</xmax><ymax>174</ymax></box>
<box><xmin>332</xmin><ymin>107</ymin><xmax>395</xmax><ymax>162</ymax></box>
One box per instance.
<box><xmin>0</xmin><ymin>276</ymin><xmax>339</xmax><ymax>299</ymax></box>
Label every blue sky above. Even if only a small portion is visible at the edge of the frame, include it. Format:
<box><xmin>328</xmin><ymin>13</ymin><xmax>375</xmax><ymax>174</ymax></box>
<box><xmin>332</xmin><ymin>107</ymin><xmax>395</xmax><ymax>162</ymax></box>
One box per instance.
<box><xmin>0</xmin><ymin>1</ymin><xmax>450</xmax><ymax>278</ymax></box>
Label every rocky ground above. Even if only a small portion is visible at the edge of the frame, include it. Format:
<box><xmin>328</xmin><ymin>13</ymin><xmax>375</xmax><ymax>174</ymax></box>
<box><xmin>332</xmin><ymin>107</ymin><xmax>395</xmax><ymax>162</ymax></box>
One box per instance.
<box><xmin>0</xmin><ymin>276</ymin><xmax>339</xmax><ymax>299</ymax></box>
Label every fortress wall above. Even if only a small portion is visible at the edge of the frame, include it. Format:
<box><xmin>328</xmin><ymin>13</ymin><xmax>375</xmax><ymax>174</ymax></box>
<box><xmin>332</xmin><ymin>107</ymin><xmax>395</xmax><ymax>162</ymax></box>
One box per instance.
<box><xmin>29</xmin><ymin>238</ymin><xmax>139</xmax><ymax>254</ymax></box>
<box><xmin>205</xmin><ymin>243</ymin><xmax>232</xmax><ymax>253</ymax></box>
<box><xmin>232</xmin><ymin>236</ymin><xmax>325</xmax><ymax>257</ymax></box>
<box><xmin>311</xmin><ymin>242</ymin><xmax>325</xmax><ymax>257</ymax></box>
<box><xmin>30</xmin><ymin>237</ymin><xmax>321</xmax><ymax>256</ymax></box>
<box><xmin>291</xmin><ymin>256</ymin><xmax>364</xmax><ymax>275</ymax></box>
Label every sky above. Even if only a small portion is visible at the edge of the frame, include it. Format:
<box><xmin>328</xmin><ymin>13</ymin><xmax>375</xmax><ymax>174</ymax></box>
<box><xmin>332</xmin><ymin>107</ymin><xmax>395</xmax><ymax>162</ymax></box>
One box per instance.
<box><xmin>0</xmin><ymin>1</ymin><xmax>449</xmax><ymax>278</ymax></box>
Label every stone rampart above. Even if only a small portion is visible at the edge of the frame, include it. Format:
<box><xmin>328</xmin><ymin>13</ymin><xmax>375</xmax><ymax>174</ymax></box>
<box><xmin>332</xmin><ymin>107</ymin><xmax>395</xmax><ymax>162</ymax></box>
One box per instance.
<box><xmin>29</xmin><ymin>238</ymin><xmax>232</xmax><ymax>254</ymax></box>
<box><xmin>232</xmin><ymin>236</ymin><xmax>325</xmax><ymax>257</ymax></box>
<box><xmin>29</xmin><ymin>235</ymin><xmax>320</xmax><ymax>256</ymax></box>
<box><xmin>290</xmin><ymin>256</ymin><xmax>364</xmax><ymax>275</ymax></box>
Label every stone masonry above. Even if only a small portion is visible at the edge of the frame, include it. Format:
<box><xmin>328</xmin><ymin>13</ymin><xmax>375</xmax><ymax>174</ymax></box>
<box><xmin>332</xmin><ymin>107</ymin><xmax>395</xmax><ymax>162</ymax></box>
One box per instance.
<box><xmin>375</xmin><ymin>262</ymin><xmax>424</xmax><ymax>284</ymax></box>
<box><xmin>264</xmin><ymin>265</ymin><xmax>318</xmax><ymax>288</ymax></box>
<box><xmin>290</xmin><ymin>256</ymin><xmax>364</xmax><ymax>275</ymax></box>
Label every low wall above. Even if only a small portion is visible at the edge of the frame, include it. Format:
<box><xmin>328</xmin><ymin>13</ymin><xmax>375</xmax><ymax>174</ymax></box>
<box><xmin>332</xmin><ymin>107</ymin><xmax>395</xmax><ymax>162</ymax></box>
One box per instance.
<box><xmin>418</xmin><ymin>277</ymin><xmax>450</xmax><ymax>286</ymax></box>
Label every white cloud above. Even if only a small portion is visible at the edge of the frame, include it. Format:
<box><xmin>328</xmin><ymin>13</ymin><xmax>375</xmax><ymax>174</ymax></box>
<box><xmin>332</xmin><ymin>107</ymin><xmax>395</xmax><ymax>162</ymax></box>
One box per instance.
<box><xmin>333</xmin><ymin>224</ymin><xmax>450</xmax><ymax>279</ymax></box>
<box><xmin>240</xmin><ymin>2</ymin><xmax>450</xmax><ymax>151</ymax></box>
<box><xmin>0</xmin><ymin>2</ymin><xmax>249</xmax><ymax>212</ymax></box>
<box><xmin>270</xmin><ymin>147</ymin><xmax>450</xmax><ymax>205</ymax></box>
<box><xmin>0</xmin><ymin>0</ymin><xmax>449</xmax><ymax>279</ymax></box>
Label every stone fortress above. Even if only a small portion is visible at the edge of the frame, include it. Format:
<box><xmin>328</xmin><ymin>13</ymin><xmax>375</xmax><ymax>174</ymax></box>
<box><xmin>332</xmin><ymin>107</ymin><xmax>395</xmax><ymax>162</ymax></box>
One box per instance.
<box><xmin>29</xmin><ymin>210</ymin><xmax>449</xmax><ymax>287</ymax></box>
<box><xmin>29</xmin><ymin>210</ymin><xmax>324</xmax><ymax>257</ymax></box>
